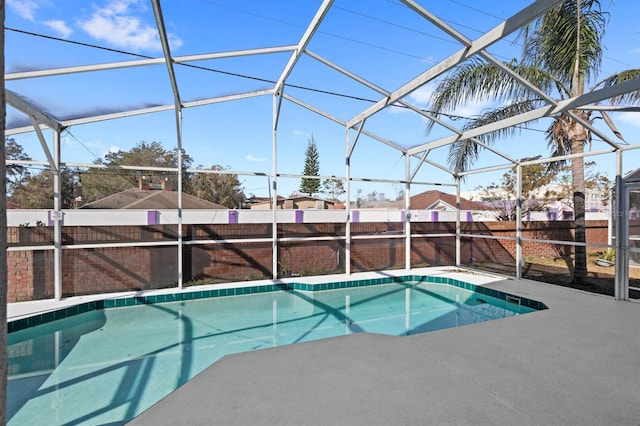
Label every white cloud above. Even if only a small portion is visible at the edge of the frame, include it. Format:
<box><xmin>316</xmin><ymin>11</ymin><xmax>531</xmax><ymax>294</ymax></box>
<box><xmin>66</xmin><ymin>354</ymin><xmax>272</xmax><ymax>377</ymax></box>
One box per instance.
<box><xmin>78</xmin><ymin>0</ymin><xmax>183</xmax><ymax>52</ymax></box>
<box><xmin>293</xmin><ymin>130</ymin><xmax>309</xmax><ymax>138</ymax></box>
<box><xmin>7</xmin><ymin>0</ymin><xmax>39</xmax><ymax>21</ymax></box>
<box><xmin>408</xmin><ymin>84</ymin><xmax>435</xmax><ymax>105</ymax></box>
<box><xmin>43</xmin><ymin>20</ymin><xmax>73</xmax><ymax>38</ymax></box>
<box><xmin>246</xmin><ymin>154</ymin><xmax>266</xmax><ymax>162</ymax></box>
<box><xmin>617</xmin><ymin>111</ymin><xmax>640</xmax><ymax>128</ymax></box>
<box><xmin>108</xmin><ymin>145</ymin><xmax>121</xmax><ymax>153</ymax></box>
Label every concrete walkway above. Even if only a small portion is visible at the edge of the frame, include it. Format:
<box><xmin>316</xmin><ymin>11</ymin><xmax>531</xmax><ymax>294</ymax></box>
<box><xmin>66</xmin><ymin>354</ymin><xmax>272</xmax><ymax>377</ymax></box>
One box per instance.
<box><xmin>130</xmin><ymin>278</ymin><xmax>640</xmax><ymax>426</ymax></box>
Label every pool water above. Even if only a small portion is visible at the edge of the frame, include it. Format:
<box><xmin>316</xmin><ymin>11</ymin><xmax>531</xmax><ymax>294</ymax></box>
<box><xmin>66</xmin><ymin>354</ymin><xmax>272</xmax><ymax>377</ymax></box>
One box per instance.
<box><xmin>7</xmin><ymin>281</ymin><xmax>537</xmax><ymax>425</ymax></box>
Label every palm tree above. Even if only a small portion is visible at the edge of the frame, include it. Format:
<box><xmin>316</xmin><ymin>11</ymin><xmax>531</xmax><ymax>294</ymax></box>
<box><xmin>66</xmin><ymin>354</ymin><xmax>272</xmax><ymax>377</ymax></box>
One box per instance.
<box><xmin>426</xmin><ymin>0</ymin><xmax>640</xmax><ymax>285</ymax></box>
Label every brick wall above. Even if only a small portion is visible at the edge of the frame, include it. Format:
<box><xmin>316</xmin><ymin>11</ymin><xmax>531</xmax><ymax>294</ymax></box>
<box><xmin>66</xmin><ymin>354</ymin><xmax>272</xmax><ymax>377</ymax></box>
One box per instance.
<box><xmin>6</xmin><ymin>220</ymin><xmax>610</xmax><ymax>302</ymax></box>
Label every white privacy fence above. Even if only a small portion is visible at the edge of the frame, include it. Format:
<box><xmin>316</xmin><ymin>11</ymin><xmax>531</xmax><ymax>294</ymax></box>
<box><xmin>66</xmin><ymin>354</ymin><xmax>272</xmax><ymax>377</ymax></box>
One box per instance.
<box><xmin>8</xmin><ymin>209</ymin><xmax>418</xmax><ymax>226</ymax></box>
<box><xmin>8</xmin><ymin>208</ymin><xmax>611</xmax><ymax>227</ymax></box>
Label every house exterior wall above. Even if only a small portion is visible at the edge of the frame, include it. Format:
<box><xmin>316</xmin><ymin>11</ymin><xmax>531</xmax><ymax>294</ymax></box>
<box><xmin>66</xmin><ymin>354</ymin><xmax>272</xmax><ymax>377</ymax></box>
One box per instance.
<box><xmin>6</xmin><ymin>220</ymin><xmax>614</xmax><ymax>302</ymax></box>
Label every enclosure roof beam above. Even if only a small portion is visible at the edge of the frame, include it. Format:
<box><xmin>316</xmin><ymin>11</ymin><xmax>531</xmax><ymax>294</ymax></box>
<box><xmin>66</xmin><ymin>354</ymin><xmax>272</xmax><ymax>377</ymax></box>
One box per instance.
<box><xmin>407</xmin><ymin>75</ymin><xmax>640</xmax><ymax>156</ymax></box>
<box><xmin>183</xmin><ymin>89</ymin><xmax>273</xmax><ymax>108</ymax></box>
<box><xmin>402</xmin><ymin>0</ymin><xmax>472</xmax><ymax>46</ymax></box>
<box><xmin>6</xmin><ymin>89</ymin><xmax>64</xmax><ymax>132</ymax></box>
<box><xmin>280</xmin><ymin>93</ymin><xmax>410</xmax><ymax>159</ymax></box>
<box><xmin>6</xmin><ymin>46</ymin><xmax>297</xmax><ymax>81</ymax></box>
<box><xmin>348</xmin><ymin>120</ymin><xmax>366</xmax><ymax>159</ymax></box>
<box><xmin>410</xmin><ymin>151</ymin><xmax>430</xmax><ymax>182</ymax></box>
<box><xmin>273</xmin><ymin>0</ymin><xmax>333</xmax><ymax>96</ymax></box>
<box><xmin>457</xmin><ymin>146</ymin><xmax>618</xmax><ymax>177</ymax></box>
<box><xmin>356</xmin><ymin>128</ymin><xmax>408</xmax><ymax>154</ymax></box>
<box><xmin>346</xmin><ymin>0</ymin><xmax>562</xmax><ymax>129</ymax></box>
<box><xmin>479</xmin><ymin>51</ymin><xmax>621</xmax><ymax>149</ymax></box>
<box><xmin>5</xmin><ymin>90</ymin><xmax>274</xmax><ymax>135</ymax></box>
<box><xmin>404</xmin><ymin>0</ymin><xmax>575</xmax><ymax>150</ymax></box>
<box><xmin>409</xmin><ymin>149</ymin><xmax>457</xmax><ymax>181</ymax></box>
<box><xmin>282</xmin><ymin>93</ymin><xmax>346</xmax><ymax>126</ymax></box>
<box><xmin>152</xmin><ymin>0</ymin><xmax>182</xmax><ymax>109</ymax></box>
<box><xmin>306</xmin><ymin>50</ymin><xmax>513</xmax><ymax>165</ymax></box>
<box><xmin>29</xmin><ymin>117</ymin><xmax>57</xmax><ymax>171</ymax></box>
<box><xmin>577</xmin><ymin>105</ymin><xmax>640</xmax><ymax>112</ymax></box>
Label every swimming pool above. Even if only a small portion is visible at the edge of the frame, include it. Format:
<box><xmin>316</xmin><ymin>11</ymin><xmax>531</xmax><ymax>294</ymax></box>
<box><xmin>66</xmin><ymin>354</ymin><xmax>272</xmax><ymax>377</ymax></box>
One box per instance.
<box><xmin>7</xmin><ymin>275</ymin><xmax>545</xmax><ymax>425</ymax></box>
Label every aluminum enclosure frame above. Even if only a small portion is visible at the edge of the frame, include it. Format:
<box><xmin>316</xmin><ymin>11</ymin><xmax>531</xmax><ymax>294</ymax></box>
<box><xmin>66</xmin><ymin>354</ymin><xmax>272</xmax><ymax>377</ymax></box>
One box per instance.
<box><xmin>5</xmin><ymin>0</ymin><xmax>640</xmax><ymax>300</ymax></box>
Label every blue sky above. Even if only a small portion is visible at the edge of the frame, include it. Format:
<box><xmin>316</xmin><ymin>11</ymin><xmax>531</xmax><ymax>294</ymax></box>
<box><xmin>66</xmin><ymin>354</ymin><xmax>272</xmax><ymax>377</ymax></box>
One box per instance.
<box><xmin>5</xmin><ymin>0</ymin><xmax>640</xmax><ymax>199</ymax></box>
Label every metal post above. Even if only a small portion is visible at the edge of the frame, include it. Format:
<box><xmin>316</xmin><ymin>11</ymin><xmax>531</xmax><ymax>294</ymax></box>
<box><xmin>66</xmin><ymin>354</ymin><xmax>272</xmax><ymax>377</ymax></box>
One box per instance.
<box><xmin>405</xmin><ymin>153</ymin><xmax>411</xmax><ymax>270</ymax></box>
<box><xmin>176</xmin><ymin>109</ymin><xmax>183</xmax><ymax>289</ymax></box>
<box><xmin>455</xmin><ymin>177</ymin><xmax>461</xmax><ymax>266</ymax></box>
<box><xmin>53</xmin><ymin>131</ymin><xmax>62</xmax><ymax>301</ymax></box>
<box><xmin>614</xmin><ymin>174</ymin><xmax>627</xmax><ymax>300</ymax></box>
<box><xmin>151</xmin><ymin>0</ymin><xmax>184</xmax><ymax>289</ymax></box>
<box><xmin>272</xmin><ymin>94</ymin><xmax>279</xmax><ymax>279</ymax></box>
<box><xmin>614</xmin><ymin>148</ymin><xmax>627</xmax><ymax>300</ymax></box>
<box><xmin>345</xmin><ymin>127</ymin><xmax>351</xmax><ymax>275</ymax></box>
<box><xmin>516</xmin><ymin>164</ymin><xmax>523</xmax><ymax>279</ymax></box>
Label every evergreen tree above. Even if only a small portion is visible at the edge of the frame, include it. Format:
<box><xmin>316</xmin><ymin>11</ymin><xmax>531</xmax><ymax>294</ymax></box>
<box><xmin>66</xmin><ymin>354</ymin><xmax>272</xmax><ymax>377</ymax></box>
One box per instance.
<box><xmin>300</xmin><ymin>135</ymin><xmax>320</xmax><ymax>196</ymax></box>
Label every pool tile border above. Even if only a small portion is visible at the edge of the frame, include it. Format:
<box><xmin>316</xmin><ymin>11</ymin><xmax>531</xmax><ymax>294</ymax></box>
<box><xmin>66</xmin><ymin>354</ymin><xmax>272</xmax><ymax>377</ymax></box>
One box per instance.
<box><xmin>8</xmin><ymin>275</ymin><xmax>547</xmax><ymax>333</ymax></box>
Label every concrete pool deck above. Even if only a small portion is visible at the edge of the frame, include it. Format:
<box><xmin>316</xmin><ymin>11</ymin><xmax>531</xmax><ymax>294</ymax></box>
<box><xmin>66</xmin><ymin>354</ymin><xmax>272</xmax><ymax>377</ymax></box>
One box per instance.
<box><xmin>128</xmin><ymin>272</ymin><xmax>640</xmax><ymax>426</ymax></box>
<box><xmin>7</xmin><ymin>267</ymin><xmax>640</xmax><ymax>425</ymax></box>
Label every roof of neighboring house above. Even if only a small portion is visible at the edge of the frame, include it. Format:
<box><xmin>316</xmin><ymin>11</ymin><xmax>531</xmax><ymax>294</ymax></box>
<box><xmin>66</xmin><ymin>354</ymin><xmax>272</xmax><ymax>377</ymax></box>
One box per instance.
<box><xmin>250</xmin><ymin>195</ymin><xmax>336</xmax><ymax>209</ymax></box>
<box><xmin>82</xmin><ymin>189</ymin><xmax>227</xmax><ymax>209</ymax></box>
<box><xmin>625</xmin><ymin>167</ymin><xmax>640</xmax><ymax>183</ymax></box>
<box><xmin>286</xmin><ymin>196</ymin><xmax>335</xmax><ymax>203</ymax></box>
<box><xmin>6</xmin><ymin>201</ymin><xmax>22</xmax><ymax>209</ymax></box>
<box><xmin>393</xmin><ymin>190</ymin><xmax>489</xmax><ymax>211</ymax></box>
<box><xmin>247</xmin><ymin>195</ymin><xmax>285</xmax><ymax>204</ymax></box>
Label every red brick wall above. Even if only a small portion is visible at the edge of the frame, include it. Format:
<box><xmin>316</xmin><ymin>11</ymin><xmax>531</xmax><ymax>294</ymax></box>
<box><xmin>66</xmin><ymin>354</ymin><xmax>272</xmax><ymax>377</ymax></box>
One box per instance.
<box><xmin>5</xmin><ymin>220</ymin><xmax>610</xmax><ymax>302</ymax></box>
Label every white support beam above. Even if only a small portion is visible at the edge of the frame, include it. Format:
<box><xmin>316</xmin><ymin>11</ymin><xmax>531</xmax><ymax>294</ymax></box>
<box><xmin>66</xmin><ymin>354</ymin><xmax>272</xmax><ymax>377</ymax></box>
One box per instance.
<box><xmin>404</xmin><ymin>152</ymin><xmax>411</xmax><ymax>271</ymax></box>
<box><xmin>515</xmin><ymin>164</ymin><xmax>523</xmax><ymax>279</ymax></box>
<box><xmin>348</xmin><ymin>121</ymin><xmax>366</xmax><ymax>159</ymax></box>
<box><xmin>53</xmin><ymin>131</ymin><xmax>62</xmax><ymax>301</ymax></box>
<box><xmin>307</xmin><ymin>50</ymin><xmax>502</xmax><ymax>164</ymax></box>
<box><xmin>183</xmin><ymin>89</ymin><xmax>273</xmax><ymax>108</ymax></box>
<box><xmin>408</xmin><ymin>75</ymin><xmax>640</xmax><ymax>156</ymax></box>
<box><xmin>272</xmin><ymin>93</ymin><xmax>279</xmax><ymax>279</ymax></box>
<box><xmin>6</xmin><ymin>89</ymin><xmax>64</xmax><ymax>132</ymax></box>
<box><xmin>481</xmin><ymin>52</ymin><xmax>621</xmax><ymax>150</ymax></box>
<box><xmin>5</xmin><ymin>90</ymin><xmax>274</xmax><ymax>135</ymax></box>
<box><xmin>6</xmin><ymin>46</ymin><xmax>297</xmax><ymax>81</ymax></box>
<box><xmin>347</xmin><ymin>0</ymin><xmax>562</xmax><ymax>128</ymax></box>
<box><xmin>401</xmin><ymin>0</ymin><xmax>472</xmax><ymax>46</ymax></box>
<box><xmin>151</xmin><ymin>0</ymin><xmax>184</xmax><ymax>289</ymax></box>
<box><xmin>273</xmin><ymin>0</ymin><xmax>334</xmax><ymax>95</ymax></box>
<box><xmin>29</xmin><ymin>116</ymin><xmax>57</xmax><ymax>171</ymax></box>
<box><xmin>282</xmin><ymin>93</ymin><xmax>346</xmax><ymax>126</ymax></box>
<box><xmin>281</xmin><ymin>92</ymin><xmax>408</xmax><ymax>155</ymax></box>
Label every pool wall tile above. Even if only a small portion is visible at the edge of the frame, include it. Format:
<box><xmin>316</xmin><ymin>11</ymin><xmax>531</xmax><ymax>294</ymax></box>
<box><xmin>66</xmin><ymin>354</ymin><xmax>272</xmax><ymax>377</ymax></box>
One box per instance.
<box><xmin>8</xmin><ymin>273</ymin><xmax>548</xmax><ymax>333</ymax></box>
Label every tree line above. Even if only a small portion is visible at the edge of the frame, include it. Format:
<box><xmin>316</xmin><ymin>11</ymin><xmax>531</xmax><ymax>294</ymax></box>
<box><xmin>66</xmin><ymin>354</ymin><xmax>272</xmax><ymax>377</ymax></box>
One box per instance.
<box><xmin>6</xmin><ymin>139</ymin><xmax>246</xmax><ymax>209</ymax></box>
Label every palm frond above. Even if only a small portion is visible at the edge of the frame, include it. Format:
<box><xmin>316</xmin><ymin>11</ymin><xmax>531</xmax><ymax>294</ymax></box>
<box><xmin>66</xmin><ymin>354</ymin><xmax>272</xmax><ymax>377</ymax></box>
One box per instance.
<box><xmin>447</xmin><ymin>99</ymin><xmax>540</xmax><ymax>172</ymax></box>
<box><xmin>426</xmin><ymin>59</ymin><xmax>557</xmax><ymax>133</ymax></box>
<box><xmin>447</xmin><ymin>139</ymin><xmax>481</xmax><ymax>173</ymax></box>
<box><xmin>599</xmin><ymin>110</ymin><xmax>625</xmax><ymax>141</ymax></box>
<box><xmin>521</xmin><ymin>0</ymin><xmax>607</xmax><ymax>89</ymax></box>
<box><xmin>593</xmin><ymin>69</ymin><xmax>640</xmax><ymax>104</ymax></box>
<box><xmin>461</xmin><ymin>99</ymin><xmax>541</xmax><ymax>145</ymax></box>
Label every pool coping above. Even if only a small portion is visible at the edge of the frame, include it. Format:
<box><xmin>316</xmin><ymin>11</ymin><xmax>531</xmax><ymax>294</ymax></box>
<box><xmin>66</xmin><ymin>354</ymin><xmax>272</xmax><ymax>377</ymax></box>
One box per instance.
<box><xmin>6</xmin><ymin>267</ymin><xmax>547</xmax><ymax>333</ymax></box>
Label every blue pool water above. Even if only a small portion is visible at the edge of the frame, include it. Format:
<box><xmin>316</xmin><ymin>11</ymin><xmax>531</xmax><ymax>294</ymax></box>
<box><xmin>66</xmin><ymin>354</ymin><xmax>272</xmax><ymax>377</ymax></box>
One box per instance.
<box><xmin>7</xmin><ymin>279</ymin><xmax>540</xmax><ymax>425</ymax></box>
